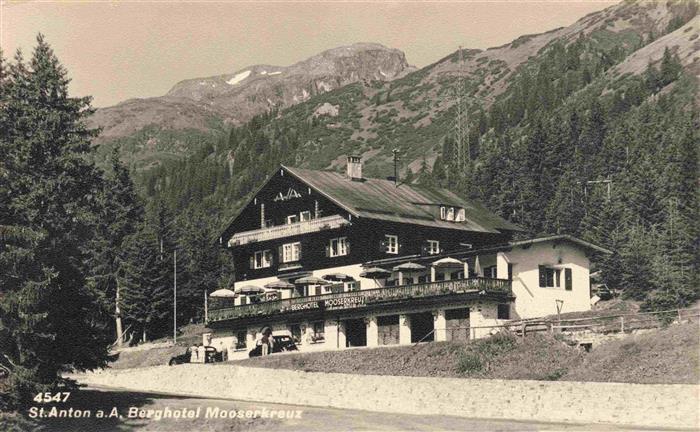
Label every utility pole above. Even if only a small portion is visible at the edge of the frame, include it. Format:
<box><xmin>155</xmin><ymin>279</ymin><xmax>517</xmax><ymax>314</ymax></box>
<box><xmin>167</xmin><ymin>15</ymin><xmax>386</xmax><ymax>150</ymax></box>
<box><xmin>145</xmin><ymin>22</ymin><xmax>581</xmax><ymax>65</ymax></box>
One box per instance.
<box><xmin>173</xmin><ymin>249</ymin><xmax>177</xmax><ymax>344</ymax></box>
<box><xmin>392</xmin><ymin>148</ymin><xmax>401</xmax><ymax>187</ymax></box>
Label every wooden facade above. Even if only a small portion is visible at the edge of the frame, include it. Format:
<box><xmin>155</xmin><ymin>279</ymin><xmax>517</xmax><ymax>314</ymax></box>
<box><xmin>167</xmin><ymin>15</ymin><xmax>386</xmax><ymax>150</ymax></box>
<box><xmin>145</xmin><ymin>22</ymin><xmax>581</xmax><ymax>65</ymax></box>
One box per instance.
<box><xmin>220</xmin><ymin>166</ymin><xmax>515</xmax><ymax>283</ymax></box>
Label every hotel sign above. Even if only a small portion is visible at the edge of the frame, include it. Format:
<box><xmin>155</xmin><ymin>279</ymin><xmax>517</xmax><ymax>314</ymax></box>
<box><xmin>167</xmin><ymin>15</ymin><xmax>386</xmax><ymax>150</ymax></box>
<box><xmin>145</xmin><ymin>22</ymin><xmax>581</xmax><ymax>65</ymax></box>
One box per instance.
<box><xmin>285</xmin><ymin>296</ymin><xmax>367</xmax><ymax>313</ymax></box>
<box><xmin>289</xmin><ymin>301</ymin><xmax>321</xmax><ymax>312</ymax></box>
<box><xmin>324</xmin><ymin>296</ymin><xmax>366</xmax><ymax>310</ymax></box>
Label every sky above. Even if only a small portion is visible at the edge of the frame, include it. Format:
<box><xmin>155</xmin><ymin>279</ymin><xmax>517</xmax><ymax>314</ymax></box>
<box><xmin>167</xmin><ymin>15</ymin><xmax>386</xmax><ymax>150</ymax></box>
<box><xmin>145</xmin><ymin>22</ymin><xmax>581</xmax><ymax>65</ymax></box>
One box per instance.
<box><xmin>2</xmin><ymin>1</ymin><xmax>617</xmax><ymax>107</ymax></box>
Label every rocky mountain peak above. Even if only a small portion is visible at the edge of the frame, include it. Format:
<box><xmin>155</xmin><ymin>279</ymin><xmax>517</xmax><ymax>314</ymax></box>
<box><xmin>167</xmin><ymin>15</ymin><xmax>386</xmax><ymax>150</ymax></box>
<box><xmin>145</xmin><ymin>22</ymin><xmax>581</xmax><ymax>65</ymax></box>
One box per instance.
<box><xmin>90</xmin><ymin>43</ymin><xmax>413</xmax><ymax>141</ymax></box>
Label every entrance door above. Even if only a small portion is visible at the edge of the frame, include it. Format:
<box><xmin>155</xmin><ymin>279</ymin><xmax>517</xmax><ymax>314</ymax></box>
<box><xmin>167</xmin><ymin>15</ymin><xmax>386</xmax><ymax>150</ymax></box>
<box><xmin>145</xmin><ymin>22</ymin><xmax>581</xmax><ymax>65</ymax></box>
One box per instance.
<box><xmin>410</xmin><ymin>312</ymin><xmax>434</xmax><ymax>343</ymax></box>
<box><xmin>378</xmin><ymin>315</ymin><xmax>400</xmax><ymax>345</ymax></box>
<box><xmin>445</xmin><ymin>308</ymin><xmax>470</xmax><ymax>342</ymax></box>
<box><xmin>344</xmin><ymin>319</ymin><xmax>367</xmax><ymax>347</ymax></box>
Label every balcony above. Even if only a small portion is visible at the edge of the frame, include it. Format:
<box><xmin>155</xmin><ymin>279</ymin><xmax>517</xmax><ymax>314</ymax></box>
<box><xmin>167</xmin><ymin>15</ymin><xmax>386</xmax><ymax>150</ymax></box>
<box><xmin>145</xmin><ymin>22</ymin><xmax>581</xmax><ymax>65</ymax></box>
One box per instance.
<box><xmin>208</xmin><ymin>277</ymin><xmax>511</xmax><ymax>323</ymax></box>
<box><xmin>228</xmin><ymin>214</ymin><xmax>351</xmax><ymax>247</ymax></box>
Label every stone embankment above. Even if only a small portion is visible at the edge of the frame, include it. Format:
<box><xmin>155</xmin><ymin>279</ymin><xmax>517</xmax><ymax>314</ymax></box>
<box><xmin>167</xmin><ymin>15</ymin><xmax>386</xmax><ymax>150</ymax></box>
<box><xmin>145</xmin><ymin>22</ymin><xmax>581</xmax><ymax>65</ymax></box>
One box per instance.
<box><xmin>73</xmin><ymin>364</ymin><xmax>699</xmax><ymax>429</ymax></box>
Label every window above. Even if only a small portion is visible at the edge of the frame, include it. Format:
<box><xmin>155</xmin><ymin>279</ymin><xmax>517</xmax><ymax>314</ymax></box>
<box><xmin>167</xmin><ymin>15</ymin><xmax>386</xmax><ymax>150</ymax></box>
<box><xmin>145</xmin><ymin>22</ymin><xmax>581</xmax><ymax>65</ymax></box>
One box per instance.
<box><xmin>484</xmin><ymin>265</ymin><xmax>497</xmax><ymax>279</ymax></box>
<box><xmin>286</xmin><ymin>214</ymin><xmax>298</xmax><ymax>224</ymax></box>
<box><xmin>299</xmin><ymin>211</ymin><xmax>311</xmax><ymax>221</ymax></box>
<box><xmin>263</xmin><ymin>219</ymin><xmax>273</xmax><ymax>228</ymax></box>
<box><xmin>440</xmin><ymin>206</ymin><xmax>465</xmax><ymax>222</ymax></box>
<box><xmin>385</xmin><ymin>235</ymin><xmax>398</xmax><ymax>254</ymax></box>
<box><xmin>427</xmin><ymin>240</ymin><xmax>440</xmax><ymax>255</ymax></box>
<box><xmin>346</xmin><ymin>281</ymin><xmax>360</xmax><ymax>291</ymax></box>
<box><xmin>312</xmin><ymin>321</ymin><xmax>325</xmax><ymax>341</ymax></box>
<box><xmin>497</xmin><ymin>304</ymin><xmax>511</xmax><ymax>320</ymax></box>
<box><xmin>253</xmin><ymin>250</ymin><xmax>272</xmax><ymax>269</ymax></box>
<box><xmin>282</xmin><ymin>242</ymin><xmax>301</xmax><ymax>263</ymax></box>
<box><xmin>564</xmin><ymin>268</ymin><xmax>573</xmax><ymax>291</ymax></box>
<box><xmin>329</xmin><ymin>237</ymin><xmax>348</xmax><ymax>257</ymax></box>
<box><xmin>538</xmin><ymin>266</ymin><xmax>561</xmax><ymax>288</ymax></box>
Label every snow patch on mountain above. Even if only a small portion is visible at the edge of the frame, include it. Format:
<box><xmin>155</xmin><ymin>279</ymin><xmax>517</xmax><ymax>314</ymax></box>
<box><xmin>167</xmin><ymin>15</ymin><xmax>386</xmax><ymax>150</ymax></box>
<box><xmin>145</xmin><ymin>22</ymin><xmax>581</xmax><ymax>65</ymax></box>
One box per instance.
<box><xmin>227</xmin><ymin>70</ymin><xmax>251</xmax><ymax>85</ymax></box>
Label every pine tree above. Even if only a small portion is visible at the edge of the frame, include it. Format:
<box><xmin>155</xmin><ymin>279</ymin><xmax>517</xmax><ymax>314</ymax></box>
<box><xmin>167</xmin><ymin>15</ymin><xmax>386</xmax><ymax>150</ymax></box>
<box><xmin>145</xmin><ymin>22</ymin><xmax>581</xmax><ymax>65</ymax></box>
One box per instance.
<box><xmin>119</xmin><ymin>222</ymin><xmax>172</xmax><ymax>343</ymax></box>
<box><xmin>0</xmin><ymin>35</ymin><xmax>112</xmax><ymax>407</ymax></box>
<box><xmin>85</xmin><ymin>150</ymin><xmax>144</xmax><ymax>346</ymax></box>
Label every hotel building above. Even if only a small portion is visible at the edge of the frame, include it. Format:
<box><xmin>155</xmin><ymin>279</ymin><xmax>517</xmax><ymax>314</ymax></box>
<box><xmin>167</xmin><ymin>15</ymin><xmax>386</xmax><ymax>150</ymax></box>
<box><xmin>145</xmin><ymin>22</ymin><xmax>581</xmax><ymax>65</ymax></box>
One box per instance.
<box><xmin>207</xmin><ymin>156</ymin><xmax>610</xmax><ymax>356</ymax></box>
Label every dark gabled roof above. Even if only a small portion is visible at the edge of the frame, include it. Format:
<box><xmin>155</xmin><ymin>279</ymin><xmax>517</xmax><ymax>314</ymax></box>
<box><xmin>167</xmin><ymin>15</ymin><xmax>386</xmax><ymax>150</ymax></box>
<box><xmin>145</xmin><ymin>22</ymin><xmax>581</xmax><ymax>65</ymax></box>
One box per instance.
<box><xmin>283</xmin><ymin>166</ymin><xmax>521</xmax><ymax>234</ymax></box>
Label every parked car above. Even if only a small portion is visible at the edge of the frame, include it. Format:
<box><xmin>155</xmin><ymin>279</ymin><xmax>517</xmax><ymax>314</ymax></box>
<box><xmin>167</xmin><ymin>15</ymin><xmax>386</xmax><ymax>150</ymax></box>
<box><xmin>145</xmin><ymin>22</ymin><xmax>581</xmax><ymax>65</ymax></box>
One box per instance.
<box><xmin>168</xmin><ymin>347</ymin><xmax>192</xmax><ymax>366</ymax></box>
<box><xmin>248</xmin><ymin>335</ymin><xmax>298</xmax><ymax>358</ymax></box>
<box><xmin>168</xmin><ymin>346</ymin><xmax>222</xmax><ymax>365</ymax></box>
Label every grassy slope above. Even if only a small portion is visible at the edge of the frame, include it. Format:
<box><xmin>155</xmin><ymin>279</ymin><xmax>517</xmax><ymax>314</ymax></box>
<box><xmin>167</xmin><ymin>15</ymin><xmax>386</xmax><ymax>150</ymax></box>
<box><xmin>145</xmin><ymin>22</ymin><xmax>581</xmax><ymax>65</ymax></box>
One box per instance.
<box><xmin>562</xmin><ymin>322</ymin><xmax>700</xmax><ymax>384</ymax></box>
<box><xmin>231</xmin><ymin>323</ymin><xmax>699</xmax><ymax>384</ymax></box>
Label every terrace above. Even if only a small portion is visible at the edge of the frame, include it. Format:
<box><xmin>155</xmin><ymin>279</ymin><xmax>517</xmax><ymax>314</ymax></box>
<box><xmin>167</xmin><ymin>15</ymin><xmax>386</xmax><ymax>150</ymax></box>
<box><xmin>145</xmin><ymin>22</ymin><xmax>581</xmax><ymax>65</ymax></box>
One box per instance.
<box><xmin>227</xmin><ymin>214</ymin><xmax>350</xmax><ymax>247</ymax></box>
<box><xmin>207</xmin><ymin>277</ymin><xmax>511</xmax><ymax>323</ymax></box>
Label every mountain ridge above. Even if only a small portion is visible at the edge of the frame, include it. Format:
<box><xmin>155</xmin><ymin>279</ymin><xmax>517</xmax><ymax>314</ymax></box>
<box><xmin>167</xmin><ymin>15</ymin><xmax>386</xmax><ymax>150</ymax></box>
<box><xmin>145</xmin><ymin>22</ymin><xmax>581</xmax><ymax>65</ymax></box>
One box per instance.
<box><xmin>89</xmin><ymin>42</ymin><xmax>413</xmax><ymax>144</ymax></box>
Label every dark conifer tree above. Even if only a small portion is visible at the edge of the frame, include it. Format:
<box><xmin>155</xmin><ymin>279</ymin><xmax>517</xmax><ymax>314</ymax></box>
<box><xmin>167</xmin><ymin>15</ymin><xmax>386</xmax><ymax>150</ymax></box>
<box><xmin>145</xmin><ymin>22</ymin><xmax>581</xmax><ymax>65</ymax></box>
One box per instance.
<box><xmin>0</xmin><ymin>35</ymin><xmax>112</xmax><ymax>407</ymax></box>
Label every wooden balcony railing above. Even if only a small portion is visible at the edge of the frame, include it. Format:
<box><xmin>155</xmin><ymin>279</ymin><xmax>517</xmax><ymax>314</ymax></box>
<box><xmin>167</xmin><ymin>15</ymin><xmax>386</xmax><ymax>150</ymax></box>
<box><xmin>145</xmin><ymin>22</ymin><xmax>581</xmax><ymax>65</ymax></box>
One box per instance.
<box><xmin>227</xmin><ymin>214</ymin><xmax>351</xmax><ymax>246</ymax></box>
<box><xmin>208</xmin><ymin>277</ymin><xmax>511</xmax><ymax>323</ymax></box>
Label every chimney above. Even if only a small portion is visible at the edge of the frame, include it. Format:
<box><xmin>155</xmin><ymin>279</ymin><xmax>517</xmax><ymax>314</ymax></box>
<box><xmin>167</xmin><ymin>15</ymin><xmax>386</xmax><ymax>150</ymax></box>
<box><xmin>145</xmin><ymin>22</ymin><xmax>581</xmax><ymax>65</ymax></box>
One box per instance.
<box><xmin>346</xmin><ymin>155</ymin><xmax>363</xmax><ymax>181</ymax></box>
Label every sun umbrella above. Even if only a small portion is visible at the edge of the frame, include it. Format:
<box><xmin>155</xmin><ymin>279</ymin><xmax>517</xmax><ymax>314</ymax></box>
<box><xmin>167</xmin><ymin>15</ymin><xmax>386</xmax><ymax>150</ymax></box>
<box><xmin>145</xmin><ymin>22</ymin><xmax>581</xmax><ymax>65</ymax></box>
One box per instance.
<box><xmin>474</xmin><ymin>256</ymin><xmax>482</xmax><ymax>277</ymax></box>
<box><xmin>264</xmin><ymin>280</ymin><xmax>295</xmax><ymax>290</ymax></box>
<box><xmin>294</xmin><ymin>276</ymin><xmax>329</xmax><ymax>297</ymax></box>
<box><xmin>295</xmin><ymin>276</ymin><xmax>330</xmax><ymax>285</ymax></box>
<box><xmin>432</xmin><ymin>257</ymin><xmax>463</xmax><ymax>268</ymax></box>
<box><xmin>360</xmin><ymin>267</ymin><xmax>392</xmax><ymax>288</ymax></box>
<box><xmin>209</xmin><ymin>288</ymin><xmax>236</xmax><ymax>298</ymax></box>
<box><xmin>322</xmin><ymin>272</ymin><xmax>354</xmax><ymax>282</ymax></box>
<box><xmin>235</xmin><ymin>285</ymin><xmax>265</xmax><ymax>295</ymax></box>
<box><xmin>392</xmin><ymin>262</ymin><xmax>426</xmax><ymax>272</ymax></box>
<box><xmin>360</xmin><ymin>267</ymin><xmax>391</xmax><ymax>278</ymax></box>
<box><xmin>393</xmin><ymin>262</ymin><xmax>426</xmax><ymax>285</ymax></box>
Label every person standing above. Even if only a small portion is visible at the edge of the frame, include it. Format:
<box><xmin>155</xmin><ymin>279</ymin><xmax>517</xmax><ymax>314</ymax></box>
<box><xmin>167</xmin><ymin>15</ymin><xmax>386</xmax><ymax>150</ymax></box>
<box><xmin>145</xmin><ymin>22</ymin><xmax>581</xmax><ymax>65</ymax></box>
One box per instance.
<box><xmin>260</xmin><ymin>327</ymin><xmax>273</xmax><ymax>356</ymax></box>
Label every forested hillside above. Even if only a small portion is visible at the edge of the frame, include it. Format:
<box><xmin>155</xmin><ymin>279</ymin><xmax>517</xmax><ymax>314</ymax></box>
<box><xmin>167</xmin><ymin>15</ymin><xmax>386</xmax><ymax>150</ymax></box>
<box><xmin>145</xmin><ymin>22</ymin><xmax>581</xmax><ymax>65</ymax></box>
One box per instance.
<box><xmin>136</xmin><ymin>0</ymin><xmax>698</xmax><ymax>312</ymax></box>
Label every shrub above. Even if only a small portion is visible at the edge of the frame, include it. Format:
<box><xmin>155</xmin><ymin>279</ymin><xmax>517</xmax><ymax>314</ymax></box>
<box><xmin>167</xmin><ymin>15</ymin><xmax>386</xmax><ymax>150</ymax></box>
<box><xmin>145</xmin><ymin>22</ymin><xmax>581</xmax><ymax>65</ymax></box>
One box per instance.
<box><xmin>456</xmin><ymin>352</ymin><xmax>483</xmax><ymax>374</ymax></box>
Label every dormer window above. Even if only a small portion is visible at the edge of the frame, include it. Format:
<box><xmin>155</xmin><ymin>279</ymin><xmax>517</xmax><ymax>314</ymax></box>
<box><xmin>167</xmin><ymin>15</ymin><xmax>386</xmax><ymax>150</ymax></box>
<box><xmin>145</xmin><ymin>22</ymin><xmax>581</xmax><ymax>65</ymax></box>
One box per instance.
<box><xmin>440</xmin><ymin>206</ymin><xmax>465</xmax><ymax>222</ymax></box>
<box><xmin>287</xmin><ymin>215</ymin><xmax>298</xmax><ymax>224</ymax></box>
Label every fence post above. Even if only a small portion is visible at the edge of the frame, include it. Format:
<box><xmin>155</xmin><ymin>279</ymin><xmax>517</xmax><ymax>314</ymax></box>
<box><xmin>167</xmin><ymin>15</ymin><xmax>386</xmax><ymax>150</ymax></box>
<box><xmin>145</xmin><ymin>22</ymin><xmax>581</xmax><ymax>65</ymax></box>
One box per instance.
<box><xmin>620</xmin><ymin>316</ymin><xmax>625</xmax><ymax>333</ymax></box>
<box><xmin>521</xmin><ymin>323</ymin><xmax>527</xmax><ymax>338</ymax></box>
<box><xmin>678</xmin><ymin>309</ymin><xmax>682</xmax><ymax>323</ymax></box>
<box><xmin>549</xmin><ymin>322</ymin><xmax>554</xmax><ymax>334</ymax></box>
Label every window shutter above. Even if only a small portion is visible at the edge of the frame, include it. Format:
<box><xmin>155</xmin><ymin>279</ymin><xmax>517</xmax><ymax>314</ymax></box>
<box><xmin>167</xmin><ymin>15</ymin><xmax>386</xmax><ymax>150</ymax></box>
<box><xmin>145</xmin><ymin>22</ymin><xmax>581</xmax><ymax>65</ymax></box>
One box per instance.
<box><xmin>421</xmin><ymin>242</ymin><xmax>428</xmax><ymax>256</ymax></box>
<box><xmin>538</xmin><ymin>266</ymin><xmax>546</xmax><ymax>287</ymax></box>
<box><xmin>345</xmin><ymin>240</ymin><xmax>350</xmax><ymax>255</ymax></box>
<box><xmin>379</xmin><ymin>239</ymin><xmax>387</xmax><ymax>252</ymax></box>
<box><xmin>297</xmin><ymin>243</ymin><xmax>302</xmax><ymax>260</ymax></box>
<box><xmin>268</xmin><ymin>251</ymin><xmax>274</xmax><ymax>266</ymax></box>
<box><xmin>249</xmin><ymin>256</ymin><xmax>255</xmax><ymax>269</ymax></box>
<box><xmin>278</xmin><ymin>245</ymin><xmax>284</xmax><ymax>262</ymax></box>
<box><xmin>565</xmin><ymin>268</ymin><xmax>572</xmax><ymax>291</ymax></box>
<box><xmin>325</xmin><ymin>245</ymin><xmax>330</xmax><ymax>257</ymax></box>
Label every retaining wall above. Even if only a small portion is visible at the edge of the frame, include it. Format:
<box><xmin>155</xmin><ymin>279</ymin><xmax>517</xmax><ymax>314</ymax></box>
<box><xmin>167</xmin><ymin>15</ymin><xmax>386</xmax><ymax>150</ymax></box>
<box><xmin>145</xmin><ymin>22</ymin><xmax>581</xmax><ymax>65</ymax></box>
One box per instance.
<box><xmin>74</xmin><ymin>365</ymin><xmax>699</xmax><ymax>429</ymax></box>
